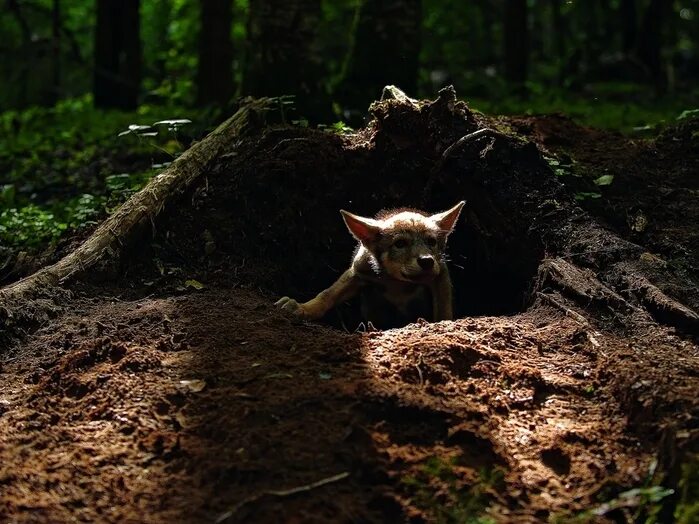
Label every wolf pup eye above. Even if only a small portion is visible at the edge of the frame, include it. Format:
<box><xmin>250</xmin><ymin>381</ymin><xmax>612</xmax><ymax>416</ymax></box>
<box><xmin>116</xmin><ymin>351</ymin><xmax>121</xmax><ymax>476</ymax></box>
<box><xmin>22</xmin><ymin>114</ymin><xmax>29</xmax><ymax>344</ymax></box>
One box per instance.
<box><xmin>426</xmin><ymin>237</ymin><xmax>437</xmax><ymax>247</ymax></box>
<box><xmin>393</xmin><ymin>239</ymin><xmax>408</xmax><ymax>248</ymax></box>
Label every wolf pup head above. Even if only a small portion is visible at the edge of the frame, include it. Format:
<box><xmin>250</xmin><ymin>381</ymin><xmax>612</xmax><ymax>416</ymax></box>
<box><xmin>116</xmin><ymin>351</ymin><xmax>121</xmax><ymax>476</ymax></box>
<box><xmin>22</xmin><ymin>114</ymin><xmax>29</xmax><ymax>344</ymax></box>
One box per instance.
<box><xmin>340</xmin><ymin>201</ymin><xmax>465</xmax><ymax>282</ymax></box>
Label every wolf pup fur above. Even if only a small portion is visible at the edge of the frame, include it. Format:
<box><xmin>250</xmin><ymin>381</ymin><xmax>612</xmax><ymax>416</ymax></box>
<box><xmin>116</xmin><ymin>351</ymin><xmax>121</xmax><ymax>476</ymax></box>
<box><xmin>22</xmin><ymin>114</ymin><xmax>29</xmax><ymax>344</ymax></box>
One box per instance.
<box><xmin>275</xmin><ymin>201</ymin><xmax>465</xmax><ymax>328</ymax></box>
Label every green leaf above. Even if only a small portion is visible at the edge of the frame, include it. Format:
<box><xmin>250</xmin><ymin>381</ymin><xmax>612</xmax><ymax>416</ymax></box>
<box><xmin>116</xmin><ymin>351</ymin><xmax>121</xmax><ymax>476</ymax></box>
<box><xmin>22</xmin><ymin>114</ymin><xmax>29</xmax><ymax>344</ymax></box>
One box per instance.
<box><xmin>574</xmin><ymin>192</ymin><xmax>602</xmax><ymax>201</ymax></box>
<box><xmin>185</xmin><ymin>279</ymin><xmax>205</xmax><ymax>290</ymax></box>
<box><xmin>594</xmin><ymin>174</ymin><xmax>615</xmax><ymax>186</ymax></box>
<box><xmin>153</xmin><ymin>119</ymin><xmax>192</xmax><ymax>126</ymax></box>
<box><xmin>677</xmin><ymin>109</ymin><xmax>699</xmax><ymax>121</ymax></box>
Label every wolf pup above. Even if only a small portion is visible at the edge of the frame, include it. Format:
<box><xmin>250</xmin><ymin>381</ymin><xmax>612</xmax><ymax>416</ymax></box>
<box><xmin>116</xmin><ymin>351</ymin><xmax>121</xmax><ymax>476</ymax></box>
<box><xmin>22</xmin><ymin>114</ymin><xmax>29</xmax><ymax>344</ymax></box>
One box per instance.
<box><xmin>275</xmin><ymin>201</ymin><xmax>465</xmax><ymax>329</ymax></box>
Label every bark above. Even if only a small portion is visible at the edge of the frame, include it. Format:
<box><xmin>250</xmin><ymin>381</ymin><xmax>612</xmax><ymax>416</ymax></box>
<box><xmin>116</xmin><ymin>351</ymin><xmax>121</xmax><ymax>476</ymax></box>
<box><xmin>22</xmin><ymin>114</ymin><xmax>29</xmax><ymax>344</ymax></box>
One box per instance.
<box><xmin>0</xmin><ymin>98</ymin><xmax>273</xmax><ymax>346</ymax></box>
<box><xmin>242</xmin><ymin>0</ymin><xmax>330</xmax><ymax>122</ymax></box>
<box><xmin>94</xmin><ymin>0</ymin><xmax>142</xmax><ymax>110</ymax></box>
<box><xmin>7</xmin><ymin>0</ymin><xmax>31</xmax><ymax>108</ymax></box>
<box><xmin>503</xmin><ymin>0</ymin><xmax>528</xmax><ymax>90</ymax></box>
<box><xmin>336</xmin><ymin>0</ymin><xmax>422</xmax><ymax>119</ymax></box>
<box><xmin>197</xmin><ymin>0</ymin><xmax>234</xmax><ymax>107</ymax></box>
<box><xmin>549</xmin><ymin>0</ymin><xmax>566</xmax><ymax>84</ymax></box>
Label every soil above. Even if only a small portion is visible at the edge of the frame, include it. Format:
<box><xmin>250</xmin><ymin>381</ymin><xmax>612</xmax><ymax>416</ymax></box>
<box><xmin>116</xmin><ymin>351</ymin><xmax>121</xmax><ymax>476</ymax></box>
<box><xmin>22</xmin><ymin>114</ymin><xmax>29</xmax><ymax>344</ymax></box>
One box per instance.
<box><xmin>507</xmin><ymin>113</ymin><xmax>699</xmax><ymax>312</ymax></box>
<box><xmin>1</xmin><ymin>94</ymin><xmax>698</xmax><ymax>523</ymax></box>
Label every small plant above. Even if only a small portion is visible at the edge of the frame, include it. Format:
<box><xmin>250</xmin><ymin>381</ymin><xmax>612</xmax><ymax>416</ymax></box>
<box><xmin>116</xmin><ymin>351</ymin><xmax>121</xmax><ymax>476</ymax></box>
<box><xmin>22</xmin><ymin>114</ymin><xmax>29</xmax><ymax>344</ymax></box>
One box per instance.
<box><xmin>593</xmin><ymin>175</ymin><xmax>614</xmax><ymax>186</ymax></box>
<box><xmin>676</xmin><ymin>109</ymin><xmax>699</xmax><ymax>121</ymax></box>
<box><xmin>328</xmin><ymin>121</ymin><xmax>354</xmax><ymax>134</ymax></box>
<box><xmin>553</xmin><ymin>459</ymin><xmax>675</xmax><ymax>523</ymax></box>
<box><xmin>574</xmin><ymin>192</ymin><xmax>602</xmax><ymax>202</ymax></box>
<box><xmin>117</xmin><ymin>118</ymin><xmax>192</xmax><ymax>158</ymax></box>
<box><xmin>0</xmin><ymin>205</ymin><xmax>67</xmax><ymax>247</ymax></box>
<box><xmin>401</xmin><ymin>455</ymin><xmax>503</xmax><ymax>524</ymax></box>
<box><xmin>544</xmin><ymin>155</ymin><xmax>573</xmax><ymax>177</ymax></box>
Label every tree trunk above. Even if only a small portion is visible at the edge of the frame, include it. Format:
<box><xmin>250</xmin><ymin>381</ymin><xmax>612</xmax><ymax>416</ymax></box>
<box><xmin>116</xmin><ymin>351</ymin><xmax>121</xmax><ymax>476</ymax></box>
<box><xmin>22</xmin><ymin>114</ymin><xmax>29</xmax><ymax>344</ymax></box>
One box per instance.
<box><xmin>636</xmin><ymin>0</ymin><xmax>671</xmax><ymax>92</ymax></box>
<box><xmin>94</xmin><ymin>0</ymin><xmax>142</xmax><ymax>110</ymax></box>
<box><xmin>50</xmin><ymin>0</ymin><xmax>61</xmax><ymax>106</ymax></box>
<box><xmin>503</xmin><ymin>0</ymin><xmax>528</xmax><ymax>91</ymax></box>
<box><xmin>530</xmin><ymin>2</ymin><xmax>544</xmax><ymax>64</ymax></box>
<box><xmin>242</xmin><ymin>0</ymin><xmax>330</xmax><ymax>122</ymax></box>
<box><xmin>336</xmin><ymin>0</ymin><xmax>422</xmax><ymax>120</ymax></box>
<box><xmin>620</xmin><ymin>0</ymin><xmax>637</xmax><ymax>54</ymax></box>
<box><xmin>479</xmin><ymin>0</ymin><xmax>496</xmax><ymax>65</ymax></box>
<box><xmin>197</xmin><ymin>0</ymin><xmax>234</xmax><ymax>107</ymax></box>
<box><xmin>7</xmin><ymin>0</ymin><xmax>31</xmax><ymax>108</ymax></box>
<box><xmin>549</xmin><ymin>0</ymin><xmax>567</xmax><ymax>84</ymax></box>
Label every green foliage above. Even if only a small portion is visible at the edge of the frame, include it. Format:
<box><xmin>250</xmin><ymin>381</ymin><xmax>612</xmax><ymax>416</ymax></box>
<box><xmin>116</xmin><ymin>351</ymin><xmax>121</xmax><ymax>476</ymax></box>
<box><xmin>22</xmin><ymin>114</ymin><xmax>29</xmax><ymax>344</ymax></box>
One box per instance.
<box><xmin>544</xmin><ymin>155</ymin><xmax>575</xmax><ymax>177</ymax></box>
<box><xmin>142</xmin><ymin>0</ymin><xmax>198</xmax><ymax>105</ymax></box>
<box><xmin>400</xmin><ymin>455</ymin><xmax>503</xmax><ymax>524</ymax></box>
<box><xmin>574</xmin><ymin>192</ymin><xmax>602</xmax><ymax>202</ymax></box>
<box><xmin>0</xmin><ymin>193</ymin><xmax>106</xmax><ymax>248</ymax></box>
<box><xmin>553</xmin><ymin>486</ymin><xmax>674</xmax><ymax>524</ymax></box>
<box><xmin>0</xmin><ymin>97</ymin><xmax>209</xmax><ymax>252</ymax></box>
<box><xmin>677</xmin><ymin>109</ymin><xmax>699</xmax><ymax>121</ymax></box>
<box><xmin>675</xmin><ymin>454</ymin><xmax>699</xmax><ymax>524</ymax></box>
<box><xmin>0</xmin><ymin>205</ymin><xmax>66</xmax><ymax>247</ymax></box>
<box><xmin>593</xmin><ymin>175</ymin><xmax>614</xmax><ymax>186</ymax></box>
<box><xmin>317</xmin><ymin>121</ymin><xmax>354</xmax><ymax>134</ymax></box>
<box><xmin>468</xmin><ymin>84</ymin><xmax>699</xmax><ymax>134</ymax></box>
<box><xmin>553</xmin><ymin>457</ymin><xmax>679</xmax><ymax>524</ymax></box>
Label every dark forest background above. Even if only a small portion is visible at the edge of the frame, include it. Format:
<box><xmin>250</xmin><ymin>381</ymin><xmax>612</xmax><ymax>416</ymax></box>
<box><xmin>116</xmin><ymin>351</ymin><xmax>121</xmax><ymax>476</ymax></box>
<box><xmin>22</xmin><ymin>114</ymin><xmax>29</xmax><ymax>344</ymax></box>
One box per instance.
<box><xmin>1</xmin><ymin>0</ymin><xmax>698</xmax><ymax>265</ymax></box>
<box><xmin>3</xmin><ymin>0</ymin><xmax>699</xmax><ymax>117</ymax></box>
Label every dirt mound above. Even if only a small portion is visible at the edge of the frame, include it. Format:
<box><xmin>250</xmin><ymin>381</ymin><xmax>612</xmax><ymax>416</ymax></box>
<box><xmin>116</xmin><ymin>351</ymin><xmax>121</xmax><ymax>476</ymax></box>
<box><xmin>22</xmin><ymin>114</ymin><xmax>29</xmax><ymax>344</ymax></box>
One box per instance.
<box><xmin>4</xmin><ymin>288</ymin><xmax>695</xmax><ymax>523</ymax></box>
<box><xmin>508</xmin><ymin>114</ymin><xmax>699</xmax><ymax>310</ymax></box>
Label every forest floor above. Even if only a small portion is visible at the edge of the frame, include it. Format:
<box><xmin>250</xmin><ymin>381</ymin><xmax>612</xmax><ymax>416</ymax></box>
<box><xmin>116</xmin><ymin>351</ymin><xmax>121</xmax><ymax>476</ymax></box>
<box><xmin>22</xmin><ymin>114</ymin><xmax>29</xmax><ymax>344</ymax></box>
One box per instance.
<box><xmin>1</xmin><ymin>108</ymin><xmax>698</xmax><ymax>523</ymax></box>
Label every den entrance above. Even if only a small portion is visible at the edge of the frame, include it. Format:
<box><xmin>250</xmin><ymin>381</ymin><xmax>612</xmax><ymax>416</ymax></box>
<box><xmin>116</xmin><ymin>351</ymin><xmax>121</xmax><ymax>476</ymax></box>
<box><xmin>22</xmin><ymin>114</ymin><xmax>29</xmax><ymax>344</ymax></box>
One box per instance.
<box><xmin>270</xmin><ymin>193</ymin><xmax>542</xmax><ymax>331</ymax></box>
<box><xmin>161</xmin><ymin>121</ymin><xmax>543</xmax><ymax>331</ymax></box>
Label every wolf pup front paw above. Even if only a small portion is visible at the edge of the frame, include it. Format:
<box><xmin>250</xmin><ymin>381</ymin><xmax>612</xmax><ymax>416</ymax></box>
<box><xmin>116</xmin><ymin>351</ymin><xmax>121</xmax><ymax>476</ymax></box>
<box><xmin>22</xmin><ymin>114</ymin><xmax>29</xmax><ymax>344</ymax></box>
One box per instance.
<box><xmin>274</xmin><ymin>296</ymin><xmax>307</xmax><ymax>317</ymax></box>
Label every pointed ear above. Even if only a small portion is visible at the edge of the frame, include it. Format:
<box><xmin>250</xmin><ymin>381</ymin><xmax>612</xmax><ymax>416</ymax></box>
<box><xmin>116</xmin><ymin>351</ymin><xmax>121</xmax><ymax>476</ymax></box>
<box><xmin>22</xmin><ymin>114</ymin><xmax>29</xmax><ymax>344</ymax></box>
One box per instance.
<box><xmin>340</xmin><ymin>210</ymin><xmax>383</xmax><ymax>245</ymax></box>
<box><xmin>431</xmin><ymin>200</ymin><xmax>465</xmax><ymax>233</ymax></box>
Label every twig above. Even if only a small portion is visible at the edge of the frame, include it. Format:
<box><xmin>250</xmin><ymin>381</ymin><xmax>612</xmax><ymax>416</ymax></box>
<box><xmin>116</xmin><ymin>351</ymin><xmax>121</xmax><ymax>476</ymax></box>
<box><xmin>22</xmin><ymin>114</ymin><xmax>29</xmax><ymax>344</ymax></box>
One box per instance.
<box><xmin>215</xmin><ymin>472</ymin><xmax>350</xmax><ymax>523</ymax></box>
<box><xmin>415</xmin><ymin>356</ymin><xmax>425</xmax><ymax>386</ymax></box>
<box><xmin>267</xmin><ymin>472</ymin><xmax>350</xmax><ymax>496</ymax></box>
<box><xmin>536</xmin><ymin>291</ymin><xmax>589</xmax><ymax>326</ymax></box>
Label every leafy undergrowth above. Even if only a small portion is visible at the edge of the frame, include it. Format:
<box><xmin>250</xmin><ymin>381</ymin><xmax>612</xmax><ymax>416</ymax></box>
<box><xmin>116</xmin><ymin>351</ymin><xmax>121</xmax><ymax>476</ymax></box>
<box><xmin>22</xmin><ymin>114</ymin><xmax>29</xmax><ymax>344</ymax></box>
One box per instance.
<box><xmin>0</xmin><ymin>95</ymin><xmax>214</xmax><ymax>256</ymax></box>
<box><xmin>469</xmin><ymin>83</ymin><xmax>699</xmax><ymax>135</ymax></box>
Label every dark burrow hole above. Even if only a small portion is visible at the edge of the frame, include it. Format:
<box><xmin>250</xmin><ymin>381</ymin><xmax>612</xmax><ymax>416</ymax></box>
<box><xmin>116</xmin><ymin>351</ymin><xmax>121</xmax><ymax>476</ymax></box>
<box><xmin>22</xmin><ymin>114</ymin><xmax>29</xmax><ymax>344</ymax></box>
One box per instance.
<box><xmin>287</xmin><ymin>207</ymin><xmax>542</xmax><ymax>331</ymax></box>
<box><xmin>156</xmin><ymin>127</ymin><xmax>544</xmax><ymax>329</ymax></box>
<box><xmin>255</xmin><ymin>182</ymin><xmax>543</xmax><ymax>330</ymax></box>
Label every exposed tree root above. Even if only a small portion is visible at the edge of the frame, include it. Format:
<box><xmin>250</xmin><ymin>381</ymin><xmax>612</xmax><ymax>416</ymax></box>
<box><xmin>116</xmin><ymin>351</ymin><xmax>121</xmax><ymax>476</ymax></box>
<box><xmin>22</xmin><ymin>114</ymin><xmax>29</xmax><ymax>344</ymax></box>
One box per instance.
<box><xmin>619</xmin><ymin>271</ymin><xmax>699</xmax><ymax>331</ymax></box>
